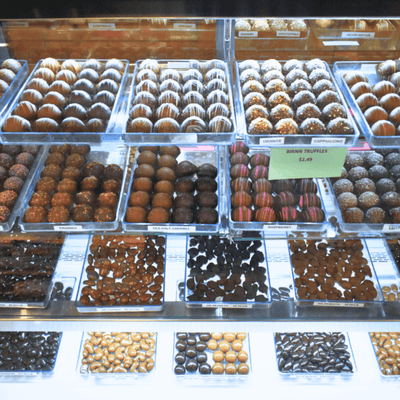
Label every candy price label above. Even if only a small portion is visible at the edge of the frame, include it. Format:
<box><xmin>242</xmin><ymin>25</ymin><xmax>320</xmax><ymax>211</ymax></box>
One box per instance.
<box><xmin>54</xmin><ymin>225</ymin><xmax>83</xmax><ymax>231</ymax></box>
<box><xmin>276</xmin><ymin>30</ymin><xmax>300</xmax><ymax>37</ymax></box>
<box><xmin>269</xmin><ymin>147</ymin><xmax>347</xmax><ymax>180</ymax></box>
<box><xmin>383</xmin><ymin>224</ymin><xmax>400</xmax><ymax>232</ymax></box>
<box><xmin>259</xmin><ymin>137</ymin><xmax>285</xmax><ymax>145</ymax></box>
<box><xmin>238</xmin><ymin>31</ymin><xmax>258</xmax><ymax>37</ymax></box>
<box><xmin>342</xmin><ymin>31</ymin><xmax>375</xmax><ymax>39</ymax></box>
<box><xmin>313</xmin><ymin>302</ymin><xmax>364</xmax><ymax>307</ymax></box>
<box><xmin>311</xmin><ymin>137</ymin><xmax>346</xmax><ymax>145</ymax></box>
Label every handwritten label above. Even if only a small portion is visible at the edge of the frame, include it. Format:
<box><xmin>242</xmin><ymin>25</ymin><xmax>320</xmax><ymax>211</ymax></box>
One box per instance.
<box><xmin>313</xmin><ymin>302</ymin><xmax>365</xmax><ymax>307</ymax></box>
<box><xmin>276</xmin><ymin>30</ymin><xmax>300</xmax><ymax>37</ymax></box>
<box><xmin>150</xmin><ymin>225</ymin><xmax>196</xmax><ymax>232</ymax></box>
<box><xmin>342</xmin><ymin>31</ymin><xmax>375</xmax><ymax>39</ymax></box>
<box><xmin>173</xmin><ymin>23</ymin><xmax>196</xmax><ymax>29</ymax></box>
<box><xmin>2</xmin><ymin>22</ymin><xmax>29</xmax><ymax>27</ymax></box>
<box><xmin>264</xmin><ymin>225</ymin><xmax>297</xmax><ymax>231</ymax></box>
<box><xmin>238</xmin><ymin>31</ymin><xmax>258</xmax><ymax>37</ymax></box>
<box><xmin>269</xmin><ymin>147</ymin><xmax>347</xmax><ymax>180</ymax></box>
<box><xmin>311</xmin><ymin>137</ymin><xmax>346</xmax><ymax>145</ymax></box>
<box><xmin>259</xmin><ymin>137</ymin><xmax>285</xmax><ymax>145</ymax></box>
<box><xmin>95</xmin><ymin>307</ymin><xmax>146</xmax><ymax>312</ymax></box>
<box><xmin>322</xmin><ymin>40</ymin><xmax>360</xmax><ymax>46</ymax></box>
<box><xmin>54</xmin><ymin>225</ymin><xmax>83</xmax><ymax>231</ymax></box>
<box><xmin>88</xmin><ymin>23</ymin><xmax>116</xmax><ymax>30</ymax></box>
<box><xmin>383</xmin><ymin>224</ymin><xmax>400</xmax><ymax>232</ymax></box>
<box><xmin>168</xmin><ymin>61</ymin><xmax>190</xmax><ymax>69</ymax></box>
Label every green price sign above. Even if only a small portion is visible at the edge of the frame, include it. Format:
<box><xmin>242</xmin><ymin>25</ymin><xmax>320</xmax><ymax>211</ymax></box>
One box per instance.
<box><xmin>268</xmin><ymin>147</ymin><xmax>348</xmax><ymax>180</ymax></box>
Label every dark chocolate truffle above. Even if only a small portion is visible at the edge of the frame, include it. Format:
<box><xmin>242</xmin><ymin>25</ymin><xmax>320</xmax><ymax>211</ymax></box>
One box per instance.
<box><xmin>197</xmin><ymin>208</ymin><xmax>218</xmax><ymax>224</ymax></box>
<box><xmin>376</xmin><ymin>178</ymin><xmax>396</xmax><ymax>194</ymax></box>
<box><xmin>358</xmin><ymin>191</ymin><xmax>380</xmax><ymax>209</ymax></box>
<box><xmin>365</xmin><ymin>207</ymin><xmax>385</xmax><ymax>223</ymax></box>
<box><xmin>175</xmin><ymin>193</ymin><xmax>195</xmax><ymax>209</ymax></box>
<box><xmin>173</xmin><ymin>207</ymin><xmax>194</xmax><ymax>223</ymax></box>
<box><xmin>343</xmin><ymin>207</ymin><xmax>364</xmax><ymax>223</ymax></box>
<box><xmin>72</xmin><ymin>204</ymin><xmax>94</xmax><ymax>222</ymax></box>
<box><xmin>354</xmin><ymin>178</ymin><xmax>376</xmax><ymax>195</ymax></box>
<box><xmin>337</xmin><ymin>192</ymin><xmax>358</xmax><ymax>211</ymax></box>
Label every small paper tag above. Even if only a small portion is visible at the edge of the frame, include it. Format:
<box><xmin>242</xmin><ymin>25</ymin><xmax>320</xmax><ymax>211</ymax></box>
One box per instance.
<box><xmin>150</xmin><ymin>225</ymin><xmax>196</xmax><ymax>232</ymax></box>
<box><xmin>313</xmin><ymin>301</ymin><xmax>365</xmax><ymax>307</ymax></box>
<box><xmin>238</xmin><ymin>31</ymin><xmax>258</xmax><ymax>37</ymax></box>
<box><xmin>202</xmin><ymin>303</ymin><xmax>220</xmax><ymax>308</ymax></box>
<box><xmin>224</xmin><ymin>303</ymin><xmax>253</xmax><ymax>308</ymax></box>
<box><xmin>259</xmin><ymin>137</ymin><xmax>285</xmax><ymax>145</ymax></box>
<box><xmin>168</xmin><ymin>61</ymin><xmax>190</xmax><ymax>69</ymax></box>
<box><xmin>311</xmin><ymin>137</ymin><xmax>346</xmax><ymax>145</ymax></box>
<box><xmin>54</xmin><ymin>225</ymin><xmax>83</xmax><ymax>231</ymax></box>
<box><xmin>88</xmin><ymin>23</ymin><xmax>116</xmax><ymax>30</ymax></box>
<box><xmin>173</xmin><ymin>23</ymin><xmax>196</xmax><ymax>29</ymax></box>
<box><xmin>342</xmin><ymin>31</ymin><xmax>375</xmax><ymax>39</ymax></box>
<box><xmin>1</xmin><ymin>303</ymin><xmax>28</xmax><ymax>308</ymax></box>
<box><xmin>264</xmin><ymin>224</ymin><xmax>297</xmax><ymax>231</ymax></box>
<box><xmin>96</xmin><ymin>307</ymin><xmax>146</xmax><ymax>312</ymax></box>
<box><xmin>383</xmin><ymin>224</ymin><xmax>400</xmax><ymax>232</ymax></box>
<box><xmin>276</xmin><ymin>30</ymin><xmax>300</xmax><ymax>37</ymax></box>
<box><xmin>2</xmin><ymin>21</ymin><xmax>29</xmax><ymax>27</ymax></box>
<box><xmin>323</xmin><ymin>40</ymin><xmax>360</xmax><ymax>46</ymax></box>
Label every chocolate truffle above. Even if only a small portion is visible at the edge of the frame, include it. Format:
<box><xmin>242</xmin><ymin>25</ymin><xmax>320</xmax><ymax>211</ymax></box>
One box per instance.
<box><xmin>301</xmin><ymin>207</ymin><xmax>325</xmax><ymax>222</ymax></box>
<box><xmin>175</xmin><ymin>177</ymin><xmax>194</xmax><ymax>193</ymax></box>
<box><xmin>3</xmin><ymin>177</ymin><xmax>24</xmax><ymax>193</ymax></box>
<box><xmin>232</xmin><ymin>206</ymin><xmax>253</xmax><ymax>222</ymax></box>
<box><xmin>52</xmin><ymin>192</ymin><xmax>73</xmax><ymax>207</ymax></box>
<box><xmin>132</xmin><ymin>177</ymin><xmax>153</xmax><ymax>193</ymax></box>
<box><xmin>196</xmin><ymin>177</ymin><xmax>218</xmax><ymax>192</ymax></box>
<box><xmin>0</xmin><ymin>153</ymin><xmax>14</xmax><ymax>169</ymax></box>
<box><xmin>154</xmin><ymin>180</ymin><xmax>174</xmax><ymax>195</ymax></box>
<box><xmin>254</xmin><ymin>192</ymin><xmax>274</xmax><ymax>208</ymax></box>
<box><xmin>159</xmin><ymin>145</ymin><xmax>181</xmax><ymax>158</ymax></box>
<box><xmin>48</xmin><ymin>206</ymin><xmax>70</xmax><ymax>223</ymax></box>
<box><xmin>29</xmin><ymin>191</ymin><xmax>51</xmax><ymax>207</ymax></box>
<box><xmin>322</xmin><ymin>103</ymin><xmax>347</xmax><ymax>122</ymax></box>
<box><xmin>197</xmin><ymin>164</ymin><xmax>218</xmax><ymax>178</ymax></box>
<box><xmin>176</xmin><ymin>161</ymin><xmax>198</xmax><ymax>177</ymax></box>
<box><xmin>65</xmin><ymin>154</ymin><xmax>86</xmax><ymax>169</ymax></box>
<box><xmin>62</xmin><ymin>167</ymin><xmax>81</xmax><ymax>181</ymax></box>
<box><xmin>156</xmin><ymin>167</ymin><xmax>175</xmax><ymax>182</ymax></box>
<box><xmin>0</xmin><ymin>206</ymin><xmax>10</xmax><ymax>222</ymax></box>
<box><xmin>250</xmin><ymin>166</ymin><xmax>268</xmax><ymax>181</ymax></box>
<box><xmin>134</xmin><ymin>164</ymin><xmax>155</xmax><ymax>179</ymax></box>
<box><xmin>299</xmin><ymin>118</ymin><xmax>326</xmax><ymax>135</ymax></box>
<box><xmin>57</xmin><ymin>179</ymin><xmax>77</xmax><ymax>193</ymax></box>
<box><xmin>277</xmin><ymin>206</ymin><xmax>299</xmax><ymax>222</ymax></box>
<box><xmin>337</xmin><ymin>192</ymin><xmax>358</xmax><ymax>211</ymax></box>
<box><xmin>229</xmin><ymin>142</ymin><xmax>249</xmax><ymax>155</ymax></box>
<box><xmin>358</xmin><ymin>191</ymin><xmax>380</xmax><ymax>209</ymax></box>
<box><xmin>389</xmin><ymin>207</ymin><xmax>400</xmax><ymax>223</ymax></box>
<box><xmin>71</xmin><ymin>145</ymin><xmax>91</xmax><ymax>155</ymax></box>
<box><xmin>80</xmin><ymin>176</ymin><xmax>100</xmax><ymax>191</ymax></box>
<box><xmin>75</xmin><ymin>191</ymin><xmax>96</xmax><ymax>206</ymax></box>
<box><xmin>173</xmin><ymin>207</ymin><xmax>194</xmax><ymax>223</ymax></box>
<box><xmin>381</xmin><ymin>191</ymin><xmax>400</xmax><ymax>208</ymax></box>
<box><xmin>231</xmin><ymin>191</ymin><xmax>252</xmax><ymax>208</ymax></box>
<box><xmin>72</xmin><ymin>204</ymin><xmax>94</xmax><ymax>222</ymax></box>
<box><xmin>348</xmin><ymin>166</ymin><xmax>368</xmax><ymax>182</ymax></box>
<box><xmin>196</xmin><ymin>192</ymin><xmax>218</xmax><ymax>208</ymax></box>
<box><xmin>125</xmin><ymin>206</ymin><xmax>147</xmax><ymax>222</ymax></box>
<box><xmin>364</xmin><ymin>152</ymin><xmax>384</xmax><ymax>169</ymax></box>
<box><xmin>36</xmin><ymin>177</ymin><xmax>57</xmax><ymax>192</ymax></box>
<box><xmin>97</xmin><ymin>192</ymin><xmax>119</xmax><ymax>208</ymax></box>
<box><xmin>327</xmin><ymin>117</ymin><xmax>354</xmax><ymax>135</ymax></box>
<box><xmin>275</xmin><ymin>191</ymin><xmax>297</xmax><ymax>207</ymax></box>
<box><xmin>296</xmin><ymin>178</ymin><xmax>317</xmax><ymax>193</ymax></box>
<box><xmin>148</xmin><ymin>207</ymin><xmax>170</xmax><ymax>223</ymax></box>
<box><xmin>274</xmin><ymin>179</ymin><xmax>294</xmax><ymax>193</ymax></box>
<box><xmin>158</xmin><ymin>155</ymin><xmax>177</xmax><ymax>170</ymax></box>
<box><xmin>152</xmin><ymin>193</ymin><xmax>172</xmax><ymax>209</ymax></box>
<box><xmin>354</xmin><ymin>178</ymin><xmax>376</xmax><ymax>195</ymax></box>
<box><xmin>376</xmin><ymin>178</ymin><xmax>396</xmax><ymax>194</ymax></box>
<box><xmin>253</xmin><ymin>178</ymin><xmax>272</xmax><ymax>193</ymax></box>
<box><xmin>298</xmin><ymin>192</ymin><xmax>321</xmax><ymax>209</ymax></box>
<box><xmin>9</xmin><ymin>164</ymin><xmax>29</xmax><ymax>180</ymax></box>
<box><xmin>343</xmin><ymin>207</ymin><xmax>364</xmax><ymax>223</ymax></box>
<box><xmin>15</xmin><ymin>152</ymin><xmax>35</xmax><ymax>168</ymax></box>
<box><xmin>175</xmin><ymin>193</ymin><xmax>195</xmax><ymax>209</ymax></box>
<box><xmin>94</xmin><ymin>207</ymin><xmax>116</xmax><ymax>222</ymax></box>
<box><xmin>102</xmin><ymin>179</ymin><xmax>121</xmax><ymax>194</ymax></box>
<box><xmin>248</xmin><ymin>118</ymin><xmax>273</xmax><ymax>135</ymax></box>
<box><xmin>369</xmin><ymin>165</ymin><xmax>389</xmax><ymax>181</ymax></box>
<box><xmin>24</xmin><ymin>206</ymin><xmax>47</xmax><ymax>223</ymax></box>
<box><xmin>365</xmin><ymin>207</ymin><xmax>385</xmax><ymax>223</ymax></box>
<box><xmin>197</xmin><ymin>208</ymin><xmax>218</xmax><ymax>224</ymax></box>
<box><xmin>333</xmin><ymin>179</ymin><xmax>354</xmax><ymax>196</ymax></box>
<box><xmin>129</xmin><ymin>191</ymin><xmax>150</xmax><ymax>208</ymax></box>
<box><xmin>81</xmin><ymin>162</ymin><xmax>104</xmax><ymax>180</ymax></box>
<box><xmin>345</xmin><ymin>154</ymin><xmax>363</xmax><ymax>169</ymax></box>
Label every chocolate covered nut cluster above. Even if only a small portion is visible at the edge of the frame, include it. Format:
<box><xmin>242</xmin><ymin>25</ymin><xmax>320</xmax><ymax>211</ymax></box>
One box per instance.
<box><xmin>186</xmin><ymin>235</ymin><xmax>269</xmax><ymax>303</ymax></box>
<box><xmin>2</xmin><ymin>57</ymin><xmax>125</xmax><ymax>133</ymax></box>
<box><xmin>275</xmin><ymin>332</ymin><xmax>353</xmax><ymax>373</ymax></box>
<box><xmin>0</xmin><ymin>237</ymin><xmax>63</xmax><ymax>303</ymax></box>
<box><xmin>79</xmin><ymin>235</ymin><xmax>165</xmax><ymax>306</ymax></box>
<box><xmin>174</xmin><ymin>332</ymin><xmax>249</xmax><ymax>375</ymax></box>
<box><xmin>344</xmin><ymin>58</ymin><xmax>400</xmax><ymax>137</ymax></box>
<box><xmin>80</xmin><ymin>332</ymin><xmax>155</xmax><ymax>374</ymax></box>
<box><xmin>24</xmin><ymin>144</ymin><xmax>124</xmax><ymax>223</ymax></box>
<box><xmin>229</xmin><ymin>141</ymin><xmax>325</xmax><ymax>223</ymax></box>
<box><xmin>290</xmin><ymin>239</ymin><xmax>379</xmax><ymax>301</ymax></box>
<box><xmin>0</xmin><ymin>144</ymin><xmax>39</xmax><ymax>222</ymax></box>
<box><xmin>127</xmin><ymin>59</ymin><xmax>232</xmax><ymax>134</ymax></box>
<box><xmin>0</xmin><ymin>332</ymin><xmax>61</xmax><ymax>371</ymax></box>
<box><xmin>0</xmin><ymin>59</ymin><xmax>22</xmax><ymax>99</ymax></box>
<box><xmin>332</xmin><ymin>149</ymin><xmax>400</xmax><ymax>224</ymax></box>
<box><xmin>125</xmin><ymin>145</ymin><xmax>218</xmax><ymax>224</ymax></box>
<box><xmin>370</xmin><ymin>332</ymin><xmax>400</xmax><ymax>375</ymax></box>
<box><xmin>239</xmin><ymin>58</ymin><xmax>353</xmax><ymax>136</ymax></box>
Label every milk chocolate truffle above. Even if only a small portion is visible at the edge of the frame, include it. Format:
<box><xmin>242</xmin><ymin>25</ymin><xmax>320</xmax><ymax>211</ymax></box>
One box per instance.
<box><xmin>364</xmin><ymin>152</ymin><xmax>384</xmax><ymax>169</ymax></box>
<box><xmin>369</xmin><ymin>165</ymin><xmax>389</xmax><ymax>181</ymax></box>
<box><xmin>156</xmin><ymin>167</ymin><xmax>175</xmax><ymax>182</ymax></box>
<box><xmin>317</xmin><ymin>90</ymin><xmax>341</xmax><ymax>109</ymax></box>
<box><xmin>176</xmin><ymin>161</ymin><xmax>198</xmax><ymax>177</ymax></box>
<box><xmin>231</xmin><ymin>191</ymin><xmax>252</xmax><ymax>208</ymax></box>
<box><xmin>256</xmin><ymin>206</ymin><xmax>277</xmax><ymax>222</ymax></box>
<box><xmin>152</xmin><ymin>193</ymin><xmax>173</xmax><ymax>209</ymax></box>
<box><xmin>51</xmin><ymin>192</ymin><xmax>73</xmax><ymax>207</ymax></box>
<box><xmin>75</xmin><ymin>191</ymin><xmax>96</xmax><ymax>206</ymax></box>
<box><xmin>355</xmin><ymin>178</ymin><xmax>376</xmax><ymax>195</ymax></box>
<box><xmin>389</xmin><ymin>207</ymin><xmax>400</xmax><ymax>223</ymax></box>
<box><xmin>285</xmin><ymin>69</ymin><xmax>308</xmax><ymax>86</ymax></box>
<box><xmin>292</xmin><ymin>91</ymin><xmax>317</xmax><ymax>110</ymax></box>
<box><xmin>26</xmin><ymin>78</ymin><xmax>49</xmax><ymax>95</ymax></box>
<box><xmin>125</xmin><ymin>206</ymin><xmax>147</xmax><ymax>222</ymax></box>
<box><xmin>365</xmin><ymin>207</ymin><xmax>385</xmax><ymax>223</ymax></box>
<box><xmin>275</xmin><ymin>118</ymin><xmax>299</xmax><ymax>135</ymax></box>
<box><xmin>229</xmin><ymin>142</ymin><xmax>249</xmax><ymax>155</ymax></box>
<box><xmin>14</xmin><ymin>152</ymin><xmax>34</xmax><ymax>168</ymax></box>
<box><xmin>270</xmin><ymin>104</ymin><xmax>294</xmax><ymax>123</ymax></box>
<box><xmin>175</xmin><ymin>193</ymin><xmax>195</xmax><ymax>209</ymax></box>
<box><xmin>36</xmin><ymin>177</ymin><xmax>57</xmax><ymax>192</ymax></box>
<box><xmin>252</xmin><ymin>178</ymin><xmax>272</xmax><ymax>194</ymax></box>
<box><xmin>197</xmin><ymin>208</ymin><xmax>218</xmax><ymax>224</ymax></box>
<box><xmin>57</xmin><ymin>178</ymin><xmax>77</xmax><ymax>193</ymax></box>
<box><xmin>245</xmin><ymin>105</ymin><xmax>269</xmax><ymax>123</ymax></box>
<box><xmin>13</xmin><ymin>101</ymin><xmax>37</xmax><ymax>120</ymax></box>
<box><xmin>358</xmin><ymin>191</ymin><xmax>380</xmax><ymax>209</ymax></box>
<box><xmin>175</xmin><ymin>177</ymin><xmax>194</xmax><ymax>193</ymax></box>
<box><xmin>134</xmin><ymin>164</ymin><xmax>155</xmax><ymax>179</ymax></box>
<box><xmin>300</xmin><ymin>118</ymin><xmax>326</xmax><ymax>135</ymax></box>
<box><xmin>70</xmin><ymin>90</ymin><xmax>92</xmax><ymax>108</ymax></box>
<box><xmin>268</xmin><ymin>91</ymin><xmax>291</xmax><ymax>109</ymax></box>
<box><xmin>301</xmin><ymin>207</ymin><xmax>325</xmax><ymax>222</ymax></box>
<box><xmin>9</xmin><ymin>164</ymin><xmax>29</xmax><ymax>179</ymax></box>
<box><xmin>98</xmin><ymin>192</ymin><xmax>118</xmax><ymax>208</ymax></box>
<box><xmin>137</xmin><ymin>150</ymin><xmax>157</xmax><ymax>166</ymax></box>
<box><xmin>371</xmin><ymin>120</ymin><xmax>396</xmax><ymax>136</ymax></box>
<box><xmin>72</xmin><ymin>204</ymin><xmax>94</xmax><ymax>222</ymax></box>
<box><xmin>48</xmin><ymin>206</ymin><xmax>70</xmax><ymax>223</ymax></box>
<box><xmin>0</xmin><ymin>190</ymin><xmax>17</xmax><ymax>208</ymax></box>
<box><xmin>129</xmin><ymin>191</ymin><xmax>150</xmax><ymax>207</ymax></box>
<box><xmin>86</xmin><ymin>118</ymin><xmax>106</xmax><ymax>132</ymax></box>
<box><xmin>49</xmin><ymin>80</ymin><xmax>71</xmax><ymax>96</ymax></box>
<box><xmin>50</xmin><ymin>144</ymin><xmax>71</xmax><ymax>154</ymax></box>
<box><xmin>24</xmin><ymin>206</ymin><xmax>47</xmax><ymax>223</ymax></box>
<box><xmin>94</xmin><ymin>207</ymin><xmax>116</xmax><ymax>222</ymax></box>
<box><xmin>2</xmin><ymin>115</ymin><xmax>31</xmax><ymax>132</ymax></box>
<box><xmin>34</xmin><ymin>117</ymin><xmax>59</xmax><ymax>132</ymax></box>
<box><xmin>102</xmin><ymin>179</ymin><xmax>121</xmax><ymax>193</ymax></box>
<box><xmin>29</xmin><ymin>191</ymin><xmax>51</xmax><ymax>207</ymax></box>
<box><xmin>243</xmin><ymin>92</ymin><xmax>267</xmax><ymax>109</ymax></box>
<box><xmin>63</xmin><ymin>103</ymin><xmax>87</xmax><ymax>121</ymax></box>
<box><xmin>159</xmin><ymin>145</ymin><xmax>180</xmax><ymax>158</ymax></box>
<box><xmin>154</xmin><ymin>180</ymin><xmax>174</xmax><ymax>195</ymax></box>
<box><xmin>356</xmin><ymin>93</ymin><xmax>379</xmax><ymax>113</ymax></box>
<box><xmin>299</xmin><ymin>192</ymin><xmax>321</xmax><ymax>209</ymax></box>
<box><xmin>343</xmin><ymin>207</ymin><xmax>364</xmax><ymax>223</ymax></box>
<box><xmin>148</xmin><ymin>207</ymin><xmax>170</xmax><ymax>223</ymax></box>
<box><xmin>254</xmin><ymin>192</ymin><xmax>274</xmax><ymax>208</ymax></box>
<box><xmin>132</xmin><ymin>177</ymin><xmax>153</xmax><ymax>192</ymax></box>
<box><xmin>232</xmin><ymin>206</ymin><xmax>253</xmax><ymax>221</ymax></box>
<box><xmin>61</xmin><ymin>117</ymin><xmax>85</xmax><ymax>132</ymax></box>
<box><xmin>79</xmin><ymin>68</ymin><xmax>100</xmax><ymax>84</ymax></box>
<box><xmin>46</xmin><ymin>152</ymin><xmax>65</xmax><ymax>166</ymax></box>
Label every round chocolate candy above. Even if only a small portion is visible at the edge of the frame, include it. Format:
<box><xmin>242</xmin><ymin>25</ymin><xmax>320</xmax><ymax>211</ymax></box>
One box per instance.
<box><xmin>61</xmin><ymin>117</ymin><xmax>85</xmax><ymax>132</ymax></box>
<box><xmin>376</xmin><ymin>178</ymin><xmax>395</xmax><ymax>194</ymax></box>
<box><xmin>229</xmin><ymin>141</ymin><xmax>249</xmax><ymax>155</ymax></box>
<box><xmin>299</xmin><ymin>193</ymin><xmax>321</xmax><ymax>208</ymax></box>
<box><xmin>255</xmin><ymin>207</ymin><xmax>276</xmax><ymax>222</ymax></box>
<box><xmin>34</xmin><ymin>117</ymin><xmax>59</xmax><ymax>132</ymax></box>
<box><xmin>327</xmin><ymin>117</ymin><xmax>354</xmax><ymax>135</ymax></box>
<box><xmin>296</xmin><ymin>103</ymin><xmax>321</xmax><ymax>123</ymax></box>
<box><xmin>356</xmin><ymin>93</ymin><xmax>379</xmax><ymax>112</ymax></box>
<box><xmin>154</xmin><ymin>118</ymin><xmax>180</xmax><ymax>133</ymax></box>
<box><xmin>309</xmin><ymin>68</ymin><xmax>331</xmax><ymax>85</ymax></box>
<box><xmin>355</xmin><ymin>178</ymin><xmax>376</xmax><ymax>195</ymax></box>
<box><xmin>337</xmin><ymin>192</ymin><xmax>358</xmax><ymax>211</ymax></box>
<box><xmin>209</xmin><ymin>116</ymin><xmax>232</xmax><ymax>133</ymax></box>
<box><xmin>78</xmin><ymin>68</ymin><xmax>100</xmax><ymax>84</ymax></box>
<box><xmin>358</xmin><ymin>191</ymin><xmax>380</xmax><ymax>209</ymax></box>
<box><xmin>301</xmin><ymin>207</ymin><xmax>325</xmax><ymax>222</ymax></box>
<box><xmin>244</xmin><ymin>92</ymin><xmax>267</xmax><ymax>109</ymax></box>
<box><xmin>97</xmin><ymin>79</ymin><xmax>119</xmax><ymax>95</ymax></box>
<box><xmin>63</xmin><ymin>103</ymin><xmax>87</xmax><ymax>121</ymax></box>
<box><xmin>127</xmin><ymin>117</ymin><xmax>153</xmax><ymax>133</ymax></box>
<box><xmin>365</xmin><ymin>207</ymin><xmax>385</xmax><ymax>223</ymax></box>
<box><xmin>73</xmin><ymin>78</ymin><xmax>95</xmax><ymax>95</ymax></box>
<box><xmin>21</xmin><ymin>89</ymin><xmax>43</xmax><ymax>106</ymax></box>
<box><xmin>261</xmin><ymin>70</ymin><xmax>285</xmax><ymax>86</ymax></box>
<box><xmin>231</xmin><ymin>177</ymin><xmax>251</xmax><ymax>192</ymax></box>
<box><xmin>364</xmin><ymin>152</ymin><xmax>384</xmax><ymax>169</ymax></box>
<box><xmin>317</xmin><ymin>90</ymin><xmax>341</xmax><ymax>109</ymax></box>
<box><xmin>261</xmin><ymin>59</ymin><xmax>282</xmax><ymax>74</ymax></box>
<box><xmin>364</xmin><ymin>106</ymin><xmax>388</xmax><ymax>126</ymax></box>
<box><xmin>277</xmin><ymin>206</ymin><xmax>299</xmax><ymax>222</ymax></box>
<box><xmin>289</xmin><ymin>79</ymin><xmax>312</xmax><ymax>97</ymax></box>
<box><xmin>242</xmin><ymin>80</ymin><xmax>264</xmax><ymax>97</ymax></box>
<box><xmin>230</xmin><ymin>152</ymin><xmax>249</xmax><ymax>166</ymax></box>
<box><xmin>299</xmin><ymin>118</ymin><xmax>326</xmax><ymax>135</ymax></box>
<box><xmin>181</xmin><ymin>103</ymin><xmax>206</xmax><ymax>121</ymax></box>
<box><xmin>94</xmin><ymin>90</ymin><xmax>116</xmax><ymax>108</ymax></box>
<box><xmin>101</xmin><ymin>68</ymin><xmax>122</xmax><ymax>83</ymax></box>
<box><xmin>253</xmin><ymin>178</ymin><xmax>272</xmax><ymax>193</ymax></box>
<box><xmin>70</xmin><ymin>90</ymin><xmax>92</xmax><ymax>108</ymax></box>
<box><xmin>250</xmin><ymin>153</ymin><xmax>269</xmax><ymax>167</ymax></box>
<box><xmin>333</xmin><ymin>179</ymin><xmax>354</xmax><ymax>196</ymax></box>
<box><xmin>275</xmin><ymin>191</ymin><xmax>297</xmax><ymax>207</ymax></box>
<box><xmin>240</xmin><ymin>69</ymin><xmax>261</xmax><ymax>85</ymax></box>
<box><xmin>343</xmin><ymin>207</ymin><xmax>364</xmax><ymax>223</ymax></box>
<box><xmin>268</xmin><ymin>91</ymin><xmax>291</xmax><ymax>109</ymax></box>
<box><xmin>88</xmin><ymin>103</ymin><xmax>111</xmax><ymax>120</ymax></box>
<box><xmin>232</xmin><ymin>206</ymin><xmax>252</xmax><ymax>221</ymax></box>
<box><xmin>285</xmin><ymin>68</ymin><xmax>307</xmax><ymax>87</ymax></box>
<box><xmin>380</xmin><ymin>93</ymin><xmax>400</xmax><ymax>113</ymax></box>
<box><xmin>274</xmin><ymin>118</ymin><xmax>298</xmax><ymax>135</ymax></box>
<box><xmin>239</xmin><ymin>60</ymin><xmax>260</xmax><ymax>74</ymax></box>
<box><xmin>292</xmin><ymin>90</ymin><xmax>316</xmax><ymax>109</ymax></box>
<box><xmin>265</xmin><ymin>79</ymin><xmax>288</xmax><ymax>98</ymax></box>
<box><xmin>283</xmin><ymin>59</ymin><xmax>304</xmax><ymax>74</ymax></box>
<box><xmin>371</xmin><ymin>120</ymin><xmax>396</xmax><ymax>136</ymax></box>
<box><xmin>250</xmin><ymin>165</ymin><xmax>268</xmax><ymax>181</ymax></box>
<box><xmin>254</xmin><ymin>192</ymin><xmax>274</xmax><ymax>208</ymax></box>
<box><xmin>27</xmin><ymin>78</ymin><xmax>50</xmax><ymax>95</ymax></box>
<box><xmin>248</xmin><ymin>117</ymin><xmax>273</xmax><ymax>135</ymax></box>
<box><xmin>13</xmin><ymin>101</ymin><xmax>37</xmax><ymax>120</ymax></box>
<box><xmin>270</xmin><ymin>104</ymin><xmax>294</xmax><ymax>123</ymax></box>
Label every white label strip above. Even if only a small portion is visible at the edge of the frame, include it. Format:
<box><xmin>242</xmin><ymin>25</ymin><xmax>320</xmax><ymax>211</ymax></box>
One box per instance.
<box><xmin>383</xmin><ymin>224</ymin><xmax>400</xmax><ymax>232</ymax></box>
<box><xmin>342</xmin><ymin>31</ymin><xmax>375</xmax><ymax>39</ymax></box>
<box><xmin>0</xmin><ymin>226</ymin><xmax>4</xmax><ymax>231</ymax></box>
<box><xmin>88</xmin><ymin>23</ymin><xmax>116</xmax><ymax>30</ymax></box>
<box><xmin>54</xmin><ymin>225</ymin><xmax>83</xmax><ymax>231</ymax></box>
<box><xmin>313</xmin><ymin>301</ymin><xmax>365</xmax><ymax>307</ymax></box>
<box><xmin>96</xmin><ymin>307</ymin><xmax>146</xmax><ymax>312</ymax></box>
<box><xmin>259</xmin><ymin>137</ymin><xmax>285</xmax><ymax>145</ymax></box>
<box><xmin>276</xmin><ymin>30</ymin><xmax>300</xmax><ymax>37</ymax></box>
<box><xmin>168</xmin><ymin>61</ymin><xmax>190</xmax><ymax>69</ymax></box>
<box><xmin>238</xmin><ymin>31</ymin><xmax>258</xmax><ymax>37</ymax></box>
<box><xmin>311</xmin><ymin>137</ymin><xmax>346</xmax><ymax>145</ymax></box>
<box><xmin>173</xmin><ymin>23</ymin><xmax>196</xmax><ymax>29</ymax></box>
<box><xmin>1</xmin><ymin>303</ymin><xmax>28</xmax><ymax>308</ymax></box>
<box><xmin>264</xmin><ymin>225</ymin><xmax>297</xmax><ymax>231</ymax></box>
<box><xmin>224</xmin><ymin>303</ymin><xmax>253</xmax><ymax>309</ymax></box>
<box><xmin>150</xmin><ymin>225</ymin><xmax>196</xmax><ymax>232</ymax></box>
<box><xmin>2</xmin><ymin>22</ymin><xmax>29</xmax><ymax>27</ymax></box>
<box><xmin>323</xmin><ymin>40</ymin><xmax>360</xmax><ymax>46</ymax></box>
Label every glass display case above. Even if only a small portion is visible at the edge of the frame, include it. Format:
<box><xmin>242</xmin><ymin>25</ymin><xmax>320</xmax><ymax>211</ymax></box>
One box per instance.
<box><xmin>1</xmin><ymin>15</ymin><xmax>400</xmax><ymax>398</ymax></box>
